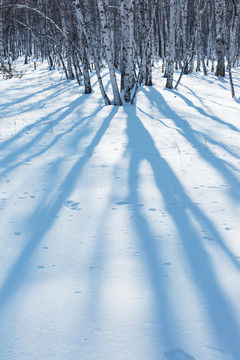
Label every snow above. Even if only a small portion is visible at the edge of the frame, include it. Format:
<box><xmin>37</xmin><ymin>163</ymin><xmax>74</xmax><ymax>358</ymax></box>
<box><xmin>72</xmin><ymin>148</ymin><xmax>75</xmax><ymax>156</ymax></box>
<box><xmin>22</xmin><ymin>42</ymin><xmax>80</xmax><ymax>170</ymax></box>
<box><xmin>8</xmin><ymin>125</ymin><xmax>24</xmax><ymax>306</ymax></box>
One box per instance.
<box><xmin>0</xmin><ymin>60</ymin><xmax>240</xmax><ymax>360</ymax></box>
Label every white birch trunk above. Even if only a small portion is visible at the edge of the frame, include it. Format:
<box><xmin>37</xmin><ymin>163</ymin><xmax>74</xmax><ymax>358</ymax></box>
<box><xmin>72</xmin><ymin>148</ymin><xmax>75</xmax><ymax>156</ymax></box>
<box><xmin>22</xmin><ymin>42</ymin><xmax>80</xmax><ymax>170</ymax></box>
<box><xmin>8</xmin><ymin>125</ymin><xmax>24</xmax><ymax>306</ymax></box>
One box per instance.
<box><xmin>72</xmin><ymin>0</ymin><xmax>92</xmax><ymax>94</ymax></box>
<box><xmin>159</xmin><ymin>6</ymin><xmax>165</xmax><ymax>64</ymax></box>
<box><xmin>97</xmin><ymin>0</ymin><xmax>122</xmax><ymax>106</ymax></box>
<box><xmin>144</xmin><ymin>0</ymin><xmax>153</xmax><ymax>86</ymax></box>
<box><xmin>230</xmin><ymin>7</ymin><xmax>239</xmax><ymax>66</ymax></box>
<box><xmin>166</xmin><ymin>0</ymin><xmax>176</xmax><ymax>89</ymax></box>
<box><xmin>180</xmin><ymin>0</ymin><xmax>190</xmax><ymax>74</ymax></box>
<box><xmin>121</xmin><ymin>0</ymin><xmax>135</xmax><ymax>102</ymax></box>
<box><xmin>81</xmin><ymin>0</ymin><xmax>111</xmax><ymax>105</ymax></box>
<box><xmin>215</xmin><ymin>0</ymin><xmax>225</xmax><ymax>77</ymax></box>
<box><xmin>195</xmin><ymin>0</ymin><xmax>202</xmax><ymax>72</ymax></box>
<box><xmin>60</xmin><ymin>0</ymin><xmax>74</xmax><ymax>80</ymax></box>
<box><xmin>120</xmin><ymin>0</ymin><xmax>127</xmax><ymax>91</ymax></box>
<box><xmin>0</xmin><ymin>0</ymin><xmax>3</xmax><ymax>67</ymax></box>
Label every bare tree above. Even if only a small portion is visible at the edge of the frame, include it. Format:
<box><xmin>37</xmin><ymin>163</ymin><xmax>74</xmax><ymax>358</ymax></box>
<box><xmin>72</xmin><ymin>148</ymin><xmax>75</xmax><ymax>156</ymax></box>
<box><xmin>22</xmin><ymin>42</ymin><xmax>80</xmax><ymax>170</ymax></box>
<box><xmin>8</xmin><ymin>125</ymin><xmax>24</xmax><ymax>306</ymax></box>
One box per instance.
<box><xmin>97</xmin><ymin>0</ymin><xmax>122</xmax><ymax>105</ymax></box>
<box><xmin>165</xmin><ymin>0</ymin><xmax>176</xmax><ymax>89</ymax></box>
<box><xmin>215</xmin><ymin>0</ymin><xmax>225</xmax><ymax>77</ymax></box>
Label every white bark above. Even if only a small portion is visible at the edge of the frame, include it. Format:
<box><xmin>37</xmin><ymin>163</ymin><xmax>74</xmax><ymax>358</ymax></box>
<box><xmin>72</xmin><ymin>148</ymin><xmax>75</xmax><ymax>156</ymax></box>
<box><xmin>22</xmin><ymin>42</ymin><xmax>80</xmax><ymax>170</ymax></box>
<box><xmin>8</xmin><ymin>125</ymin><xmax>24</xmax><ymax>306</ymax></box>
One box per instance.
<box><xmin>81</xmin><ymin>0</ymin><xmax>111</xmax><ymax>105</ymax></box>
<box><xmin>166</xmin><ymin>0</ymin><xmax>176</xmax><ymax>89</ymax></box>
<box><xmin>215</xmin><ymin>0</ymin><xmax>225</xmax><ymax>77</ymax></box>
<box><xmin>0</xmin><ymin>0</ymin><xmax>3</xmax><ymax>66</ymax></box>
<box><xmin>60</xmin><ymin>0</ymin><xmax>74</xmax><ymax>80</ymax></box>
<box><xmin>97</xmin><ymin>0</ymin><xmax>122</xmax><ymax>105</ymax></box>
<box><xmin>180</xmin><ymin>0</ymin><xmax>188</xmax><ymax>59</ymax></box>
<box><xmin>121</xmin><ymin>0</ymin><xmax>134</xmax><ymax>102</ymax></box>
<box><xmin>229</xmin><ymin>4</ymin><xmax>239</xmax><ymax>66</ymax></box>
<box><xmin>72</xmin><ymin>0</ymin><xmax>92</xmax><ymax>94</ymax></box>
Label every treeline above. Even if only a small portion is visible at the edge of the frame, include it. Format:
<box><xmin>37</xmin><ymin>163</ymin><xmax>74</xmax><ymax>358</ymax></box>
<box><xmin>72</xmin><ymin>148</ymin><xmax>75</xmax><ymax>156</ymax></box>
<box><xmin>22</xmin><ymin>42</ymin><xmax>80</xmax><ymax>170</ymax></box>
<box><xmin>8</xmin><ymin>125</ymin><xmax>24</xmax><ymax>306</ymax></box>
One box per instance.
<box><xmin>0</xmin><ymin>0</ymin><xmax>239</xmax><ymax>104</ymax></box>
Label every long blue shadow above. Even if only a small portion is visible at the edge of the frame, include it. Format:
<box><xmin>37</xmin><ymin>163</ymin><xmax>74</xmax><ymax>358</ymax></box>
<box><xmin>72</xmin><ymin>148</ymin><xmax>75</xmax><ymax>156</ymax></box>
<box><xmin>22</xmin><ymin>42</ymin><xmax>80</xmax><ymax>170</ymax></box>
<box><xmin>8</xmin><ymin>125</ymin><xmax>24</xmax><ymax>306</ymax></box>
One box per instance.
<box><xmin>0</xmin><ymin>81</ymin><xmax>70</xmax><ymax>114</ymax></box>
<box><xmin>124</xmin><ymin>106</ymin><xmax>240</xmax><ymax>358</ymax></box>
<box><xmin>0</xmin><ymin>102</ymin><xmax>105</xmax><ymax>178</ymax></box>
<box><xmin>0</xmin><ymin>80</ymin><xmax>82</xmax><ymax>152</ymax></box>
<box><xmin>141</xmin><ymin>87</ymin><xmax>240</xmax><ymax>202</ymax></box>
<box><xmin>138</xmin><ymin>104</ymin><xmax>240</xmax><ymax>161</ymax></box>
<box><xmin>173</xmin><ymin>88</ymin><xmax>239</xmax><ymax>132</ymax></box>
<box><xmin>0</xmin><ymin>106</ymin><xmax>118</xmax><ymax>310</ymax></box>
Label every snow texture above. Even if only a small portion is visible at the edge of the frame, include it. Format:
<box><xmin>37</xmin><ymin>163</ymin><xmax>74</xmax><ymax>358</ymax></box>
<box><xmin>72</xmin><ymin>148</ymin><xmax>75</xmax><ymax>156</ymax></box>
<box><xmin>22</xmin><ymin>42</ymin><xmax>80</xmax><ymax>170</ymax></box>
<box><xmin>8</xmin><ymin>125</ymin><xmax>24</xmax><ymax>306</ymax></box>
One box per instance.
<box><xmin>0</xmin><ymin>60</ymin><xmax>240</xmax><ymax>360</ymax></box>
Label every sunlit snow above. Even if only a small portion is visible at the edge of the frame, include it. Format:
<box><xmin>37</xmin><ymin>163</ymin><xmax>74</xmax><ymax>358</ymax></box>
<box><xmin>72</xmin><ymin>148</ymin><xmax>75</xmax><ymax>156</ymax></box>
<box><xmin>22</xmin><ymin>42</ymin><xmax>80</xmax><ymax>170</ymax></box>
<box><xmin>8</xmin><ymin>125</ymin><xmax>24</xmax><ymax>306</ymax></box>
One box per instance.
<box><xmin>0</xmin><ymin>59</ymin><xmax>240</xmax><ymax>360</ymax></box>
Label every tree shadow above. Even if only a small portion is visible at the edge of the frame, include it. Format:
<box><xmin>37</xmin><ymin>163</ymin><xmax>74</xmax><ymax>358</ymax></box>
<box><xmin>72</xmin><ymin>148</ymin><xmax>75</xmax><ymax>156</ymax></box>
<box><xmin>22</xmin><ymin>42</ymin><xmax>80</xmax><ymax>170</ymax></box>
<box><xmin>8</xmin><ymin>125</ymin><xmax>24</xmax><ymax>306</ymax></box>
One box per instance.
<box><xmin>137</xmin><ymin>104</ymin><xmax>240</xmax><ymax>162</ymax></box>
<box><xmin>0</xmin><ymin>68</ymin><xmax>109</xmax><ymax>178</ymax></box>
<box><xmin>0</xmin><ymin>80</ymin><xmax>71</xmax><ymax>115</ymax></box>
<box><xmin>0</xmin><ymin>100</ymin><xmax>105</xmax><ymax>178</ymax></box>
<box><xmin>167</xmin><ymin>87</ymin><xmax>239</xmax><ymax>133</ymax></box>
<box><xmin>141</xmin><ymin>87</ymin><xmax>240</xmax><ymax>202</ymax></box>
<box><xmin>0</xmin><ymin>106</ymin><xmax>119</xmax><ymax>310</ymax></box>
<box><xmin>0</xmin><ymin>73</ymin><xmax>98</xmax><ymax>158</ymax></box>
<box><xmin>124</xmin><ymin>105</ymin><xmax>240</xmax><ymax>358</ymax></box>
<box><xmin>164</xmin><ymin>348</ymin><xmax>196</xmax><ymax>360</ymax></box>
<box><xmin>179</xmin><ymin>81</ymin><xmax>239</xmax><ymax>112</ymax></box>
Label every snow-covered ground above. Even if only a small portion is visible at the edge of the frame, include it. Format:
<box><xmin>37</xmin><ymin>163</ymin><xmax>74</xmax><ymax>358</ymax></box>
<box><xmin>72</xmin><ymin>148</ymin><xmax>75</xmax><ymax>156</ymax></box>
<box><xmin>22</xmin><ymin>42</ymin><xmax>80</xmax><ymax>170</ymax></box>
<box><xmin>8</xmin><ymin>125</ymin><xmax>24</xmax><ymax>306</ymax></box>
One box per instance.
<box><xmin>0</xmin><ymin>60</ymin><xmax>240</xmax><ymax>360</ymax></box>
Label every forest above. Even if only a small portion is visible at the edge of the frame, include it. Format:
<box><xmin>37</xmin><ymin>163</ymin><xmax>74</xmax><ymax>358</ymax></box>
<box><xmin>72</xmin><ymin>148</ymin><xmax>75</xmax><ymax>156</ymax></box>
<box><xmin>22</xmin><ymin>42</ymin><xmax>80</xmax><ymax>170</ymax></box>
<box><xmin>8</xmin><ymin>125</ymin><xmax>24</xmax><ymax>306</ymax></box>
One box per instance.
<box><xmin>0</xmin><ymin>0</ymin><xmax>239</xmax><ymax>104</ymax></box>
<box><xmin>1</xmin><ymin>1</ymin><xmax>240</xmax><ymax>360</ymax></box>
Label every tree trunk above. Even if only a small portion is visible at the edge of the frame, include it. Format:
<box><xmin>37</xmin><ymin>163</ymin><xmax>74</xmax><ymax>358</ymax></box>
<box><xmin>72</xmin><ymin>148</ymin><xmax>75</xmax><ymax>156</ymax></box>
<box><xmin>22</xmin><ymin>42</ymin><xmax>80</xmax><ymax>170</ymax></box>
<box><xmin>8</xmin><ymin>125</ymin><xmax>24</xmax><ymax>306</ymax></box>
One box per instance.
<box><xmin>59</xmin><ymin>0</ymin><xmax>74</xmax><ymax>80</ymax></box>
<box><xmin>97</xmin><ymin>0</ymin><xmax>122</xmax><ymax>105</ymax></box>
<box><xmin>215</xmin><ymin>0</ymin><xmax>225</xmax><ymax>77</ymax></box>
<box><xmin>72</xmin><ymin>0</ymin><xmax>92</xmax><ymax>94</ymax></box>
<box><xmin>121</xmin><ymin>0</ymin><xmax>135</xmax><ymax>102</ymax></box>
<box><xmin>78</xmin><ymin>0</ymin><xmax>111</xmax><ymax>104</ymax></box>
<box><xmin>0</xmin><ymin>0</ymin><xmax>3</xmax><ymax>67</ymax></box>
<box><xmin>165</xmin><ymin>0</ymin><xmax>176</xmax><ymax>89</ymax></box>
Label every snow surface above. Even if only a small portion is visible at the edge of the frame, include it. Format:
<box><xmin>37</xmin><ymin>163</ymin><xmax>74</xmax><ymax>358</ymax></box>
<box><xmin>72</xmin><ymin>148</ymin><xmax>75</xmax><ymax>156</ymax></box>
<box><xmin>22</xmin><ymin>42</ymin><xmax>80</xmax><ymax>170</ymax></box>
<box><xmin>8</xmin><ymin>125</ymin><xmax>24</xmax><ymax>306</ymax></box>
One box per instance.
<box><xmin>0</xmin><ymin>60</ymin><xmax>240</xmax><ymax>360</ymax></box>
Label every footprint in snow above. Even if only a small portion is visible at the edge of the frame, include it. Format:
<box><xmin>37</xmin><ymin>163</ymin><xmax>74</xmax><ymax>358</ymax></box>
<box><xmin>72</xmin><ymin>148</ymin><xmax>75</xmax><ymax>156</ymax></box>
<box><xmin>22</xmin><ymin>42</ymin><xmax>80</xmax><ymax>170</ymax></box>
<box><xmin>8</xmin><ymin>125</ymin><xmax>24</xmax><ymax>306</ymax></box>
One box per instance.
<box><xmin>64</xmin><ymin>200</ymin><xmax>81</xmax><ymax>211</ymax></box>
<box><xmin>115</xmin><ymin>200</ymin><xmax>132</xmax><ymax>205</ymax></box>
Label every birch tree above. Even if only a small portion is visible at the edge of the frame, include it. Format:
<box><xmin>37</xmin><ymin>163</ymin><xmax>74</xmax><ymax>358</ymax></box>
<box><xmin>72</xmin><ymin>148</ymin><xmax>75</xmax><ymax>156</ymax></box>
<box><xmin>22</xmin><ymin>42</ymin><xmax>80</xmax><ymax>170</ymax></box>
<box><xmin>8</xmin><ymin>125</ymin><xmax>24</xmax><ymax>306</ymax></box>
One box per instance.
<box><xmin>225</xmin><ymin>0</ymin><xmax>239</xmax><ymax>97</ymax></box>
<box><xmin>165</xmin><ymin>0</ymin><xmax>176</xmax><ymax>89</ymax></box>
<box><xmin>120</xmin><ymin>0</ymin><xmax>135</xmax><ymax>102</ymax></box>
<box><xmin>78</xmin><ymin>0</ymin><xmax>111</xmax><ymax>104</ymax></box>
<box><xmin>215</xmin><ymin>0</ymin><xmax>225</xmax><ymax>77</ymax></box>
<box><xmin>72</xmin><ymin>0</ymin><xmax>92</xmax><ymax>94</ymax></box>
<box><xmin>59</xmin><ymin>0</ymin><xmax>74</xmax><ymax>80</ymax></box>
<box><xmin>97</xmin><ymin>0</ymin><xmax>122</xmax><ymax>105</ymax></box>
<box><xmin>1</xmin><ymin>0</ymin><xmax>240</xmax><ymax>104</ymax></box>
<box><xmin>0</xmin><ymin>0</ymin><xmax>3</xmax><ymax>66</ymax></box>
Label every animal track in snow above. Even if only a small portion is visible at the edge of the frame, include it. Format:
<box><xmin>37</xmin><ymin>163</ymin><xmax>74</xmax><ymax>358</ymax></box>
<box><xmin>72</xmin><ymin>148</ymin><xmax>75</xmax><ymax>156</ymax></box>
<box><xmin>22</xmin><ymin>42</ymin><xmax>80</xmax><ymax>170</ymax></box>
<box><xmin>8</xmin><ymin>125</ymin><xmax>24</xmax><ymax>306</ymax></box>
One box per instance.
<box><xmin>64</xmin><ymin>200</ymin><xmax>81</xmax><ymax>211</ymax></box>
<box><xmin>115</xmin><ymin>200</ymin><xmax>132</xmax><ymax>205</ymax></box>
